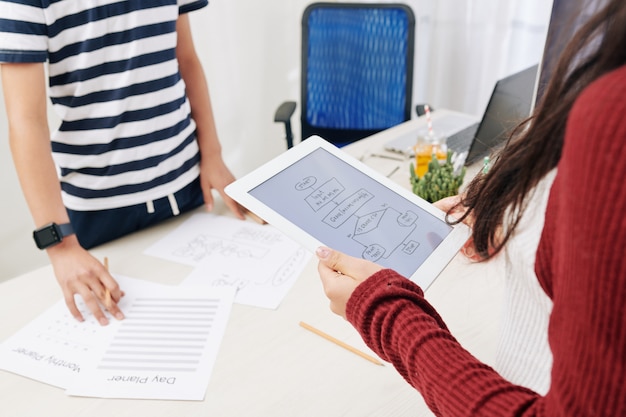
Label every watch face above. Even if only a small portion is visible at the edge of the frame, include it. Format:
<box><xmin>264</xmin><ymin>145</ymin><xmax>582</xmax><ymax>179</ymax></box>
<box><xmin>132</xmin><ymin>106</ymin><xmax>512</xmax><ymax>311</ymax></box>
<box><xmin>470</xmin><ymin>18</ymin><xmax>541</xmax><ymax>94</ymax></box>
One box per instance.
<box><xmin>33</xmin><ymin>224</ymin><xmax>61</xmax><ymax>249</ymax></box>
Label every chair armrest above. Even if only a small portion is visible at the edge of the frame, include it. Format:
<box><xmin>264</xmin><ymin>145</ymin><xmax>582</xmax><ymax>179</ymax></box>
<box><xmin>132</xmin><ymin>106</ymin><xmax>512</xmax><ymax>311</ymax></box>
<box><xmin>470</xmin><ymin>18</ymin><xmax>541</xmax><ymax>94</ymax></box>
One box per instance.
<box><xmin>274</xmin><ymin>101</ymin><xmax>297</xmax><ymax>149</ymax></box>
<box><xmin>274</xmin><ymin>101</ymin><xmax>297</xmax><ymax>123</ymax></box>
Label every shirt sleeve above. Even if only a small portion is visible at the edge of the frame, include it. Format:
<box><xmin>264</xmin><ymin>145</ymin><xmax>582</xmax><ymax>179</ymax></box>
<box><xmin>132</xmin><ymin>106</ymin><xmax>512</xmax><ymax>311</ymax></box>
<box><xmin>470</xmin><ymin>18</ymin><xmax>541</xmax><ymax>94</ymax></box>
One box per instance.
<box><xmin>346</xmin><ymin>269</ymin><xmax>538</xmax><ymax>416</ymax></box>
<box><xmin>0</xmin><ymin>1</ymin><xmax>48</xmax><ymax>63</ymax></box>
<box><xmin>178</xmin><ymin>0</ymin><xmax>208</xmax><ymax>14</ymax></box>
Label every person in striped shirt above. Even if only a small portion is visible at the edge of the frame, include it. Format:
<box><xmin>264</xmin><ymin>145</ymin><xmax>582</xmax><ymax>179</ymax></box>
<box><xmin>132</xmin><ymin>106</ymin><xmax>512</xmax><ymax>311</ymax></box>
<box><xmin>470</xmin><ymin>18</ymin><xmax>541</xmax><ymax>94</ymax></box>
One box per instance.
<box><xmin>0</xmin><ymin>1</ymin><xmax>245</xmax><ymax>325</ymax></box>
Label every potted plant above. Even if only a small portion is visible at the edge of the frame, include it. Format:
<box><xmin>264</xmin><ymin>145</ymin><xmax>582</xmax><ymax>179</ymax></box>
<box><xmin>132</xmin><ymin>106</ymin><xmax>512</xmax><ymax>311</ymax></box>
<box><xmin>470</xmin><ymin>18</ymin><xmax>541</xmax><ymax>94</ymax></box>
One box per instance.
<box><xmin>409</xmin><ymin>151</ymin><xmax>465</xmax><ymax>203</ymax></box>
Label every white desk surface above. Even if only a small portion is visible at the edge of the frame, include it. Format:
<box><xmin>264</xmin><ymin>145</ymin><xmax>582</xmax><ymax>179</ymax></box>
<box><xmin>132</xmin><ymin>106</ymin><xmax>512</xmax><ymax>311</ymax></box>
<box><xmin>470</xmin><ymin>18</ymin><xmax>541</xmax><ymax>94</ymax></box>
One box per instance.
<box><xmin>0</xmin><ymin>111</ymin><xmax>505</xmax><ymax>417</ymax></box>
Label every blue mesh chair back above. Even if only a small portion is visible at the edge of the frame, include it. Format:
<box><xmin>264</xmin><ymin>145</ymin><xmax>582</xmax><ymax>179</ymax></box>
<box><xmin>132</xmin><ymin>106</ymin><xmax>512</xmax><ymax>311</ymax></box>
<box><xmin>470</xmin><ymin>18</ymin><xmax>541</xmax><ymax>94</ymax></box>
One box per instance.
<box><xmin>302</xmin><ymin>3</ymin><xmax>415</xmax><ymax>146</ymax></box>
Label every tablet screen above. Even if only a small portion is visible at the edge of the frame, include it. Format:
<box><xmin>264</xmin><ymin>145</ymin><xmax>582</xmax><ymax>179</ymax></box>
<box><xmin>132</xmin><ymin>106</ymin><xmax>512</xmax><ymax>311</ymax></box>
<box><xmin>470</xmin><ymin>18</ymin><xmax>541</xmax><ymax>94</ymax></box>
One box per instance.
<box><xmin>248</xmin><ymin>147</ymin><xmax>453</xmax><ymax>278</ymax></box>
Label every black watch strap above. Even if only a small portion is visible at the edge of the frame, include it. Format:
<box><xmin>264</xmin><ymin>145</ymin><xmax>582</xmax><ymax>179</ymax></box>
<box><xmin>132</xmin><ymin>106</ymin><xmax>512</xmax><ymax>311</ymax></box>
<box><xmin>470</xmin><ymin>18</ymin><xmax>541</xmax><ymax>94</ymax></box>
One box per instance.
<box><xmin>57</xmin><ymin>222</ymin><xmax>74</xmax><ymax>237</ymax></box>
<box><xmin>33</xmin><ymin>222</ymin><xmax>75</xmax><ymax>250</ymax></box>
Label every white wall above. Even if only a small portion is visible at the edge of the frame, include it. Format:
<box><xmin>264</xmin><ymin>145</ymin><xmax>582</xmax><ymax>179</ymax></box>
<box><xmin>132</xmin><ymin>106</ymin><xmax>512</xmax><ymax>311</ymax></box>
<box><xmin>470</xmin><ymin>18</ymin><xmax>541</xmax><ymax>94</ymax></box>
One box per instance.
<box><xmin>0</xmin><ymin>0</ymin><xmax>552</xmax><ymax>280</ymax></box>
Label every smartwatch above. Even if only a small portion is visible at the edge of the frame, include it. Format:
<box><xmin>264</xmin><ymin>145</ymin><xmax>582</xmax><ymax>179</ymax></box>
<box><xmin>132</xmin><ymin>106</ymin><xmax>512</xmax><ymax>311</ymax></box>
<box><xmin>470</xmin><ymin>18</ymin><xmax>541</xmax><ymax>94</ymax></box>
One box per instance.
<box><xmin>33</xmin><ymin>222</ymin><xmax>75</xmax><ymax>250</ymax></box>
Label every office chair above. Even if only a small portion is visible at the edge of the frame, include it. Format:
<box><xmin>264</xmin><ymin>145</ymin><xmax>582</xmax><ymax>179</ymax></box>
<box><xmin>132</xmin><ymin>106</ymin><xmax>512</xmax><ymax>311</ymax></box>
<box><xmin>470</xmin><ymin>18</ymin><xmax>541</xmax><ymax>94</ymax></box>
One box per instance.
<box><xmin>275</xmin><ymin>2</ymin><xmax>415</xmax><ymax>149</ymax></box>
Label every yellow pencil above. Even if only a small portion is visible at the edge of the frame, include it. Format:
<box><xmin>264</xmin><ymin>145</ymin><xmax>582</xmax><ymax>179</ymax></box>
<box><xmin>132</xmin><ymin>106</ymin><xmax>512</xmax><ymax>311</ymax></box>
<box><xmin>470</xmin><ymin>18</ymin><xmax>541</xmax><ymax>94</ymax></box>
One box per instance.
<box><xmin>245</xmin><ymin>209</ymin><xmax>266</xmax><ymax>225</ymax></box>
<box><xmin>299</xmin><ymin>321</ymin><xmax>384</xmax><ymax>366</ymax></box>
<box><xmin>103</xmin><ymin>257</ymin><xmax>112</xmax><ymax>309</ymax></box>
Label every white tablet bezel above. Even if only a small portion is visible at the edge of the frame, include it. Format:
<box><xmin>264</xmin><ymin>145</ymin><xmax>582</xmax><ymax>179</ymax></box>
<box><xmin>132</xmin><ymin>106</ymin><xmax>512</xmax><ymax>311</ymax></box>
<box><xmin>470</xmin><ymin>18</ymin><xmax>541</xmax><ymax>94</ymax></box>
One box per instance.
<box><xmin>226</xmin><ymin>136</ymin><xmax>470</xmax><ymax>289</ymax></box>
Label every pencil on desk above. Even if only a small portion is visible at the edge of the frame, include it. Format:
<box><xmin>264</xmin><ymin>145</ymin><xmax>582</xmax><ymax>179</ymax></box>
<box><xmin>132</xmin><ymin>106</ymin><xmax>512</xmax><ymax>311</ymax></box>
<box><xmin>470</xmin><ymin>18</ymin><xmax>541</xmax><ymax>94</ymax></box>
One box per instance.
<box><xmin>299</xmin><ymin>321</ymin><xmax>384</xmax><ymax>366</ymax></box>
<box><xmin>370</xmin><ymin>153</ymin><xmax>405</xmax><ymax>162</ymax></box>
<box><xmin>103</xmin><ymin>256</ymin><xmax>112</xmax><ymax>309</ymax></box>
<box><xmin>245</xmin><ymin>209</ymin><xmax>266</xmax><ymax>225</ymax></box>
<box><xmin>387</xmin><ymin>165</ymin><xmax>400</xmax><ymax>178</ymax></box>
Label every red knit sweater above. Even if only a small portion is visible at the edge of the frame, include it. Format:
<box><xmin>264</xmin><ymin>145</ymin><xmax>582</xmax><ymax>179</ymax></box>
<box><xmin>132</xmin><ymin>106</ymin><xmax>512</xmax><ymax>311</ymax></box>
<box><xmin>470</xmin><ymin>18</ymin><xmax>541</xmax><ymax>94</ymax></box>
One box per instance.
<box><xmin>346</xmin><ymin>65</ymin><xmax>626</xmax><ymax>416</ymax></box>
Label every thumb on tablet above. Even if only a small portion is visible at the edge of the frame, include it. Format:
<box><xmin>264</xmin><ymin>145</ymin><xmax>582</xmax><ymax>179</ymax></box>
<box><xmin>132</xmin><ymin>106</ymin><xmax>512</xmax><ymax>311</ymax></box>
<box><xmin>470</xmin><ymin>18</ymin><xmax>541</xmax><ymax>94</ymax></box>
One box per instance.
<box><xmin>316</xmin><ymin>246</ymin><xmax>383</xmax><ymax>282</ymax></box>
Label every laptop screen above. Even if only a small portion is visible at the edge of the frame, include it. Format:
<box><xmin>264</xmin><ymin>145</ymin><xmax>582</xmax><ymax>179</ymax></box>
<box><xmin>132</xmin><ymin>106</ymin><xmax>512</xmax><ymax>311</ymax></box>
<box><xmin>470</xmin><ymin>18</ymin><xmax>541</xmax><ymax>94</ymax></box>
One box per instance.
<box><xmin>534</xmin><ymin>0</ymin><xmax>606</xmax><ymax>107</ymax></box>
<box><xmin>466</xmin><ymin>64</ymin><xmax>539</xmax><ymax>165</ymax></box>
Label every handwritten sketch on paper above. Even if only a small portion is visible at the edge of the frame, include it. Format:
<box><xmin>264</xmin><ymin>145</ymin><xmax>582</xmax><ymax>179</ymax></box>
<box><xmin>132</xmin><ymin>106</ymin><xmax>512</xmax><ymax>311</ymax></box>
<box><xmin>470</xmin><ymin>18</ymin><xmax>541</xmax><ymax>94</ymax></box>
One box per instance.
<box><xmin>144</xmin><ymin>214</ymin><xmax>311</xmax><ymax>309</ymax></box>
<box><xmin>0</xmin><ymin>275</ymin><xmax>236</xmax><ymax>400</ymax></box>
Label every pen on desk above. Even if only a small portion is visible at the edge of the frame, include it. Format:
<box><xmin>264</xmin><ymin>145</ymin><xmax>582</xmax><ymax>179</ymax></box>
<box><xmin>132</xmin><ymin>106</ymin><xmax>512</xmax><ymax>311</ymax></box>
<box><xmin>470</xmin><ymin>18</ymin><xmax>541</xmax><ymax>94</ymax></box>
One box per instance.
<box><xmin>370</xmin><ymin>153</ymin><xmax>405</xmax><ymax>162</ymax></box>
<box><xmin>299</xmin><ymin>321</ymin><xmax>384</xmax><ymax>366</ymax></box>
<box><xmin>387</xmin><ymin>165</ymin><xmax>400</xmax><ymax>177</ymax></box>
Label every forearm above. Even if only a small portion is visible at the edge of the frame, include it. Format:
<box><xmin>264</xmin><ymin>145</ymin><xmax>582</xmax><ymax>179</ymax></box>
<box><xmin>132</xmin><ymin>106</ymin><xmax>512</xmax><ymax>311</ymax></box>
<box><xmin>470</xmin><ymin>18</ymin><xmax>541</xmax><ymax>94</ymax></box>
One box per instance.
<box><xmin>347</xmin><ymin>270</ymin><xmax>538</xmax><ymax>416</ymax></box>
<box><xmin>174</xmin><ymin>14</ymin><xmax>243</xmax><ymax>218</ymax></box>
<box><xmin>10</xmin><ymin>128</ymin><xmax>69</xmax><ymax>227</ymax></box>
<box><xmin>2</xmin><ymin>63</ymin><xmax>70</xmax><ymax>229</ymax></box>
<box><xmin>182</xmin><ymin>62</ymin><xmax>222</xmax><ymax>155</ymax></box>
<box><xmin>10</xmin><ymin>129</ymin><xmax>83</xmax><ymax>256</ymax></box>
<box><xmin>176</xmin><ymin>15</ymin><xmax>222</xmax><ymax>158</ymax></box>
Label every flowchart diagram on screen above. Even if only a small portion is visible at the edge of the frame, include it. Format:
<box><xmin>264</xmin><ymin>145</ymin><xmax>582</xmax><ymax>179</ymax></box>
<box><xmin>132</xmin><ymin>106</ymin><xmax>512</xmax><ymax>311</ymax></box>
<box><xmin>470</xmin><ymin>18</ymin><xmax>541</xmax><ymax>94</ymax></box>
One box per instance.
<box><xmin>298</xmin><ymin>175</ymin><xmax>422</xmax><ymax>262</ymax></box>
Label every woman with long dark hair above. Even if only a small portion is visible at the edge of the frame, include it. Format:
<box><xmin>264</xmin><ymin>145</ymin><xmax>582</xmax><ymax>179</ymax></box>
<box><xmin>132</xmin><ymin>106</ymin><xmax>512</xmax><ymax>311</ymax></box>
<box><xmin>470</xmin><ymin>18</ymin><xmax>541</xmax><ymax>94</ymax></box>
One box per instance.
<box><xmin>316</xmin><ymin>0</ymin><xmax>626</xmax><ymax>414</ymax></box>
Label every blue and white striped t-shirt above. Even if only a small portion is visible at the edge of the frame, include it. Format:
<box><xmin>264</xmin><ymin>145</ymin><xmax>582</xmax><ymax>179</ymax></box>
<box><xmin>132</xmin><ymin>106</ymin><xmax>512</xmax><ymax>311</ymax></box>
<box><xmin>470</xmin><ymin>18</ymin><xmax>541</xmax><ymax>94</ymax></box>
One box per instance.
<box><xmin>0</xmin><ymin>0</ymin><xmax>208</xmax><ymax>211</ymax></box>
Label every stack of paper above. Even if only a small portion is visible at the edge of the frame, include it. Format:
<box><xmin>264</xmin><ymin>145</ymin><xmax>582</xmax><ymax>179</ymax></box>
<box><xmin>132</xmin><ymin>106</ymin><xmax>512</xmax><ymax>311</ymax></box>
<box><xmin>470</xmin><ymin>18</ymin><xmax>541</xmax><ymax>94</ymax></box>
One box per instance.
<box><xmin>0</xmin><ymin>276</ymin><xmax>235</xmax><ymax>400</ymax></box>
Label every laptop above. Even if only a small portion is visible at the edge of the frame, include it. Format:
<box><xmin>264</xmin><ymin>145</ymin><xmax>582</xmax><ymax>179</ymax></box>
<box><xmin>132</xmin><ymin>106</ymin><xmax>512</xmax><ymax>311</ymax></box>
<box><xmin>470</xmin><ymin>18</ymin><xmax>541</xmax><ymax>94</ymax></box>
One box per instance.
<box><xmin>384</xmin><ymin>64</ymin><xmax>539</xmax><ymax>166</ymax></box>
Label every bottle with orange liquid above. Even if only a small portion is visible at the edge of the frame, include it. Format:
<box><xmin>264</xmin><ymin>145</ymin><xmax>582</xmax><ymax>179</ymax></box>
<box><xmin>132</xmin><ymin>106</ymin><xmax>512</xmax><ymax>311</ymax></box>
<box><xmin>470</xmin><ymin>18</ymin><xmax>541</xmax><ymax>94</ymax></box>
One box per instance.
<box><xmin>413</xmin><ymin>133</ymin><xmax>447</xmax><ymax>178</ymax></box>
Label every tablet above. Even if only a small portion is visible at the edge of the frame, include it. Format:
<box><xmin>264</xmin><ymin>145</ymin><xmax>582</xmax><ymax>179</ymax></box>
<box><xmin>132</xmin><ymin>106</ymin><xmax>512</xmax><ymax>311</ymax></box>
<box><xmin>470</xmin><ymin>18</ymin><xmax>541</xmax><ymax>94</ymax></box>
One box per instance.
<box><xmin>225</xmin><ymin>136</ymin><xmax>470</xmax><ymax>289</ymax></box>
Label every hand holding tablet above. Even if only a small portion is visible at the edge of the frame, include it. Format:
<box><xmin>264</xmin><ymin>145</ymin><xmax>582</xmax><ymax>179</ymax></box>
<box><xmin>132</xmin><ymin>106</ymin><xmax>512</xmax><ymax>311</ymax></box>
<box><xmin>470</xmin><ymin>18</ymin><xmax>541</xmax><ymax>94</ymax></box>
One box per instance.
<box><xmin>225</xmin><ymin>136</ymin><xmax>470</xmax><ymax>289</ymax></box>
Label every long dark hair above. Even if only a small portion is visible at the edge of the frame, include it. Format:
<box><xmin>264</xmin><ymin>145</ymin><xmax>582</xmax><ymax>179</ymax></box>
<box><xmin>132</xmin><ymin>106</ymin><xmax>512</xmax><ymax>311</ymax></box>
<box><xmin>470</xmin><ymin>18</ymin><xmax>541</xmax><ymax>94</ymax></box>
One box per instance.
<box><xmin>456</xmin><ymin>0</ymin><xmax>626</xmax><ymax>260</ymax></box>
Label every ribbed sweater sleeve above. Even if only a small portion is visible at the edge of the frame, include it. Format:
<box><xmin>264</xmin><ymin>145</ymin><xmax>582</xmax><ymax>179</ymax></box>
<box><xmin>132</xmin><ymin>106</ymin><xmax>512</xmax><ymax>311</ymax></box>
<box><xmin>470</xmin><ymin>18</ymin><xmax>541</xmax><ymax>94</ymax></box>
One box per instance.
<box><xmin>345</xmin><ymin>64</ymin><xmax>626</xmax><ymax>416</ymax></box>
<box><xmin>533</xmin><ymin>63</ymin><xmax>626</xmax><ymax>415</ymax></box>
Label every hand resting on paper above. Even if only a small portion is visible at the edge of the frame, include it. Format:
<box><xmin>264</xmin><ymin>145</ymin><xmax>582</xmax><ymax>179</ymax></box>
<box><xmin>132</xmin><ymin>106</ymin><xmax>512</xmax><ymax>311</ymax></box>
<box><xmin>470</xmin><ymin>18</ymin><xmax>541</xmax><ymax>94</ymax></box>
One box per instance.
<box><xmin>47</xmin><ymin>239</ymin><xmax>125</xmax><ymax>326</ymax></box>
